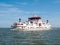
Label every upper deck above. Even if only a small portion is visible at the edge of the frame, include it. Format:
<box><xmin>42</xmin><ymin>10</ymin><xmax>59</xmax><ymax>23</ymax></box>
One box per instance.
<box><xmin>28</xmin><ymin>15</ymin><xmax>41</xmax><ymax>20</ymax></box>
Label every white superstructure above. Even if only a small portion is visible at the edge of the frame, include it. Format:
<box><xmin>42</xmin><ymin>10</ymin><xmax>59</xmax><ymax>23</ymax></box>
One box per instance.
<box><xmin>11</xmin><ymin>15</ymin><xmax>51</xmax><ymax>31</ymax></box>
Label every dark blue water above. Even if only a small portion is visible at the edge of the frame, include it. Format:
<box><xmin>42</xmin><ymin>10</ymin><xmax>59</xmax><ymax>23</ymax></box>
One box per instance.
<box><xmin>0</xmin><ymin>28</ymin><xmax>60</xmax><ymax>45</ymax></box>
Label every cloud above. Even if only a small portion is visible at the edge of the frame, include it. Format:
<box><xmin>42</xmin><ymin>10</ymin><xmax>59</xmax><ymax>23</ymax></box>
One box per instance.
<box><xmin>15</xmin><ymin>2</ymin><xmax>28</xmax><ymax>5</ymax></box>
<box><xmin>20</xmin><ymin>2</ymin><xmax>28</xmax><ymax>5</ymax></box>
<box><xmin>1</xmin><ymin>3</ymin><xmax>59</xmax><ymax>19</ymax></box>
<box><xmin>0</xmin><ymin>3</ymin><xmax>47</xmax><ymax>16</ymax></box>
<box><xmin>0</xmin><ymin>3</ymin><xmax>22</xmax><ymax>16</ymax></box>
<box><xmin>53</xmin><ymin>0</ymin><xmax>60</xmax><ymax>4</ymax></box>
<box><xmin>0</xmin><ymin>3</ymin><xmax>13</xmax><ymax>7</ymax></box>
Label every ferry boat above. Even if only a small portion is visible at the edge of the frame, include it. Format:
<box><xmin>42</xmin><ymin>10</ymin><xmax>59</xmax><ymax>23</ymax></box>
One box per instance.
<box><xmin>11</xmin><ymin>15</ymin><xmax>51</xmax><ymax>31</ymax></box>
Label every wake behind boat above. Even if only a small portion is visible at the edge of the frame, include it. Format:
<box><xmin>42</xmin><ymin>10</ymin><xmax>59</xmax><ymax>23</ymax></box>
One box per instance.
<box><xmin>11</xmin><ymin>15</ymin><xmax>51</xmax><ymax>31</ymax></box>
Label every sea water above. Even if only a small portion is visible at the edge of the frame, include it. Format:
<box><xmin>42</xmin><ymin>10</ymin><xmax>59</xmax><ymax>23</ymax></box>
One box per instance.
<box><xmin>0</xmin><ymin>28</ymin><xmax>60</xmax><ymax>45</ymax></box>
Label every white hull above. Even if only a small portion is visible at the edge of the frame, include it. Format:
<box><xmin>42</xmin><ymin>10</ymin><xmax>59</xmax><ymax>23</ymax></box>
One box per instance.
<box><xmin>11</xmin><ymin>15</ymin><xmax>52</xmax><ymax>31</ymax></box>
<box><xmin>11</xmin><ymin>27</ymin><xmax>51</xmax><ymax>31</ymax></box>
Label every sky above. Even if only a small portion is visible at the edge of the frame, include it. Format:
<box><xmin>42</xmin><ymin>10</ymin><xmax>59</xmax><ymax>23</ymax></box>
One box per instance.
<box><xmin>0</xmin><ymin>0</ymin><xmax>60</xmax><ymax>27</ymax></box>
